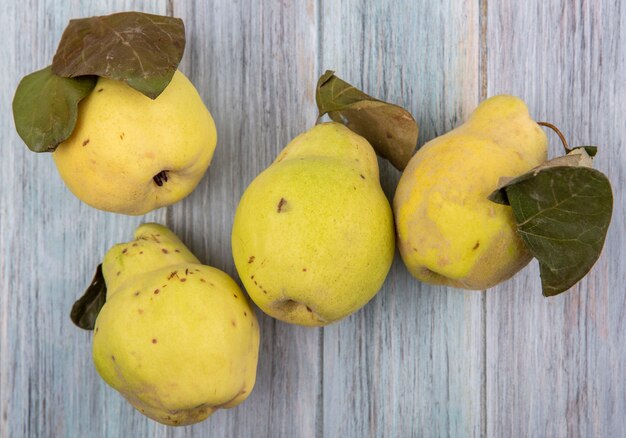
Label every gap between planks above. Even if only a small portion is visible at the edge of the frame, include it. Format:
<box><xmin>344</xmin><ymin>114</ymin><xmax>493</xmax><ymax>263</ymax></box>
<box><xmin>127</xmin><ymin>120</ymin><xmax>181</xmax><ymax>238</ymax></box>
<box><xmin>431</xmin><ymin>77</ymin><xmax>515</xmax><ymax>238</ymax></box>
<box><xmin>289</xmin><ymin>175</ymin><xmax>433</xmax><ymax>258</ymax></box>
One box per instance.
<box><xmin>479</xmin><ymin>0</ymin><xmax>488</xmax><ymax>437</ymax></box>
<box><xmin>316</xmin><ymin>1</ymin><xmax>325</xmax><ymax>437</ymax></box>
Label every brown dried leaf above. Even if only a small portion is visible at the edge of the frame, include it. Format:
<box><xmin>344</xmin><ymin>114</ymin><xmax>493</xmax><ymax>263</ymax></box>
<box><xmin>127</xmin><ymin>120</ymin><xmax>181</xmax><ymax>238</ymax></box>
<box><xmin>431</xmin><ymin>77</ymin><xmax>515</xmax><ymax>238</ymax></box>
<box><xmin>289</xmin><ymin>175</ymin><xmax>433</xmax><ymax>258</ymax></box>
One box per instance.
<box><xmin>52</xmin><ymin>12</ymin><xmax>185</xmax><ymax>99</ymax></box>
<box><xmin>316</xmin><ymin>71</ymin><xmax>418</xmax><ymax>170</ymax></box>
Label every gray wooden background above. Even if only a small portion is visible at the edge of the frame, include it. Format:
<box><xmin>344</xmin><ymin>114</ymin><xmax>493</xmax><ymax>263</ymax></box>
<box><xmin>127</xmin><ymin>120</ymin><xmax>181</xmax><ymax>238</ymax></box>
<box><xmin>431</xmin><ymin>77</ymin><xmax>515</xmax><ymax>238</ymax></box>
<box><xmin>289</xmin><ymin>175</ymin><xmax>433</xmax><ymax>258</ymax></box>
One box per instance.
<box><xmin>1</xmin><ymin>0</ymin><xmax>624</xmax><ymax>437</ymax></box>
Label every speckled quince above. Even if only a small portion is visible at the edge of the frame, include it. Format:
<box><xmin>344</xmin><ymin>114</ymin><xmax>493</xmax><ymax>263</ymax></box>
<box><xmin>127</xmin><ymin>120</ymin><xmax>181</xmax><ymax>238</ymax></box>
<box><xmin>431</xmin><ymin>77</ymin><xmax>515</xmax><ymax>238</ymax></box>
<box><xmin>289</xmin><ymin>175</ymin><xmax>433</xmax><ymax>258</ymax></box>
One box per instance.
<box><xmin>92</xmin><ymin>223</ymin><xmax>259</xmax><ymax>426</ymax></box>
<box><xmin>394</xmin><ymin>95</ymin><xmax>548</xmax><ymax>289</ymax></box>
<box><xmin>53</xmin><ymin>70</ymin><xmax>217</xmax><ymax>215</ymax></box>
<box><xmin>231</xmin><ymin>122</ymin><xmax>395</xmax><ymax>326</ymax></box>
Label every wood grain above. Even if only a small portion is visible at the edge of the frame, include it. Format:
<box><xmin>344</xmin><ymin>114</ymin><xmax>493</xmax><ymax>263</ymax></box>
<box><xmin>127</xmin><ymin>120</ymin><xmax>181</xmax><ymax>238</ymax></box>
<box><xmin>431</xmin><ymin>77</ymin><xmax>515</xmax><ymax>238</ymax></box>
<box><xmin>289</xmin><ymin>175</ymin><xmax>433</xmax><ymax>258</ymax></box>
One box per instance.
<box><xmin>1</xmin><ymin>0</ymin><xmax>625</xmax><ymax>437</ymax></box>
<box><xmin>485</xmin><ymin>1</ymin><xmax>626</xmax><ymax>437</ymax></box>
<box><xmin>0</xmin><ymin>2</ymin><xmax>169</xmax><ymax>437</ymax></box>
<box><xmin>319</xmin><ymin>1</ymin><xmax>484</xmax><ymax>436</ymax></box>
<box><xmin>166</xmin><ymin>1</ymin><xmax>321</xmax><ymax>437</ymax></box>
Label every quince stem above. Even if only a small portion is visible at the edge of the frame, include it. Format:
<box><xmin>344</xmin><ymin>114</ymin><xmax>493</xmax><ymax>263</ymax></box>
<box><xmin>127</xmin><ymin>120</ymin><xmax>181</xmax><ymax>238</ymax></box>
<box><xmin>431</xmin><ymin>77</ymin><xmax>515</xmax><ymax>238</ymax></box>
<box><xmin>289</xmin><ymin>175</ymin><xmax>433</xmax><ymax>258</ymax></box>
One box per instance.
<box><xmin>537</xmin><ymin>121</ymin><xmax>571</xmax><ymax>153</ymax></box>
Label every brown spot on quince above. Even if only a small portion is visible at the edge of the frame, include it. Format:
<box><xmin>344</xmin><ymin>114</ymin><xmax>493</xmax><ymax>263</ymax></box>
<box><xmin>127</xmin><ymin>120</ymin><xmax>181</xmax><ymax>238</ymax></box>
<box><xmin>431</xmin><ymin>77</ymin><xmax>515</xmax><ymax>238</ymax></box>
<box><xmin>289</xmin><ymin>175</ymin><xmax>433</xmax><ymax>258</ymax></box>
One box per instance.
<box><xmin>277</xmin><ymin>198</ymin><xmax>287</xmax><ymax>212</ymax></box>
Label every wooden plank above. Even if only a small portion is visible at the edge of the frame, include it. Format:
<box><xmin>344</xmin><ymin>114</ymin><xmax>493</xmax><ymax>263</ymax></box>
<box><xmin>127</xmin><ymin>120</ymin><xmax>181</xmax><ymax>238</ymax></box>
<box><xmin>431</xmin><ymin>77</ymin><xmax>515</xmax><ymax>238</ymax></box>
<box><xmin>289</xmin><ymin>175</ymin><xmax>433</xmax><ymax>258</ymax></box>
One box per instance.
<box><xmin>485</xmin><ymin>1</ymin><xmax>626</xmax><ymax>436</ymax></box>
<box><xmin>167</xmin><ymin>1</ymin><xmax>322</xmax><ymax>436</ymax></box>
<box><xmin>0</xmin><ymin>2</ymin><xmax>170</xmax><ymax>437</ymax></box>
<box><xmin>320</xmin><ymin>1</ymin><xmax>484</xmax><ymax>436</ymax></box>
<box><xmin>4</xmin><ymin>1</ymin><xmax>624</xmax><ymax>436</ymax></box>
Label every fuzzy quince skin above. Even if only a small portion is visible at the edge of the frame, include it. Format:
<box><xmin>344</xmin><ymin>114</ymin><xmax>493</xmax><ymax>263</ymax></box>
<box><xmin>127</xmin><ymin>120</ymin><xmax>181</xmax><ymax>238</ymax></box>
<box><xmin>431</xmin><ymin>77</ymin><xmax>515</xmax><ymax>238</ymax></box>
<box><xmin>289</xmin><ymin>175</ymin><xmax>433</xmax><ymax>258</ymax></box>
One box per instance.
<box><xmin>394</xmin><ymin>95</ymin><xmax>548</xmax><ymax>289</ymax></box>
<box><xmin>93</xmin><ymin>224</ymin><xmax>259</xmax><ymax>426</ymax></box>
<box><xmin>232</xmin><ymin>123</ymin><xmax>395</xmax><ymax>326</ymax></box>
<box><xmin>53</xmin><ymin>70</ymin><xmax>217</xmax><ymax>215</ymax></box>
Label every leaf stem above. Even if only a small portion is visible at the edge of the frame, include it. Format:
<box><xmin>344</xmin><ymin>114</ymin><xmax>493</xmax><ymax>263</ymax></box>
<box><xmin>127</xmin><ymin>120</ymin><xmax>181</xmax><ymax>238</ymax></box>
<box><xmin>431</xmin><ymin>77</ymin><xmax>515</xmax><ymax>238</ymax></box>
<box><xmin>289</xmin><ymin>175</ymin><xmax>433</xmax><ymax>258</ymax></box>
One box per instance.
<box><xmin>537</xmin><ymin>121</ymin><xmax>571</xmax><ymax>153</ymax></box>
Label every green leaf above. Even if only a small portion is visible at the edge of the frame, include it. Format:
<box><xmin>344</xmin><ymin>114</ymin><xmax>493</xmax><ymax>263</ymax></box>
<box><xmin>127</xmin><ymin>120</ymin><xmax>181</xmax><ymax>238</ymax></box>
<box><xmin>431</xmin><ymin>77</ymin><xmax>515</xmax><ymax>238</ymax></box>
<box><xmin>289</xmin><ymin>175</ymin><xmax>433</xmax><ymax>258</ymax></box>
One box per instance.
<box><xmin>12</xmin><ymin>66</ymin><xmax>96</xmax><ymax>153</ymax></box>
<box><xmin>504</xmin><ymin>166</ymin><xmax>613</xmax><ymax>296</ymax></box>
<box><xmin>571</xmin><ymin>145</ymin><xmax>598</xmax><ymax>157</ymax></box>
<box><xmin>315</xmin><ymin>70</ymin><xmax>418</xmax><ymax>170</ymax></box>
<box><xmin>70</xmin><ymin>264</ymin><xmax>107</xmax><ymax>330</ymax></box>
<box><xmin>52</xmin><ymin>12</ymin><xmax>185</xmax><ymax>99</ymax></box>
<box><xmin>489</xmin><ymin>148</ymin><xmax>595</xmax><ymax>205</ymax></box>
